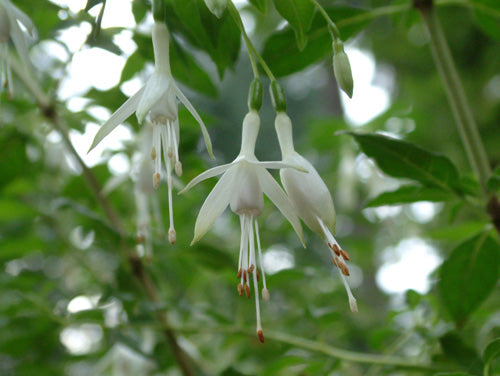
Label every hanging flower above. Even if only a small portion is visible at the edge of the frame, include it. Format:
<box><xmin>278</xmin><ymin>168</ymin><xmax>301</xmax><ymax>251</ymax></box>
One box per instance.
<box><xmin>274</xmin><ymin>112</ymin><xmax>357</xmax><ymax>313</ymax></box>
<box><xmin>181</xmin><ymin>110</ymin><xmax>304</xmax><ymax>342</ymax></box>
<box><xmin>89</xmin><ymin>21</ymin><xmax>213</xmax><ymax>244</ymax></box>
<box><xmin>0</xmin><ymin>0</ymin><xmax>36</xmax><ymax>96</ymax></box>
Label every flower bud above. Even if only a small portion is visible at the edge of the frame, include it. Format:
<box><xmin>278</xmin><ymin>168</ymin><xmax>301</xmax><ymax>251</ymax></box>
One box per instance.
<box><xmin>270</xmin><ymin>81</ymin><xmax>286</xmax><ymax>112</ymax></box>
<box><xmin>204</xmin><ymin>0</ymin><xmax>227</xmax><ymax>18</ymax></box>
<box><xmin>332</xmin><ymin>39</ymin><xmax>353</xmax><ymax>98</ymax></box>
<box><xmin>248</xmin><ymin>78</ymin><xmax>263</xmax><ymax>111</ymax></box>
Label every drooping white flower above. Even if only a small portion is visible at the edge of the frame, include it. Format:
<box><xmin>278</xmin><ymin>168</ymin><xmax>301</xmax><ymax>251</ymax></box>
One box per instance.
<box><xmin>181</xmin><ymin>110</ymin><xmax>304</xmax><ymax>342</ymax></box>
<box><xmin>0</xmin><ymin>0</ymin><xmax>36</xmax><ymax>96</ymax></box>
<box><xmin>89</xmin><ymin>21</ymin><xmax>213</xmax><ymax>244</ymax></box>
<box><xmin>274</xmin><ymin>112</ymin><xmax>357</xmax><ymax>313</ymax></box>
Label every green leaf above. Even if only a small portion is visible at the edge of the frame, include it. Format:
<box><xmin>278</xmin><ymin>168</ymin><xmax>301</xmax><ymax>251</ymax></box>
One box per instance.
<box><xmin>346</xmin><ymin>132</ymin><xmax>462</xmax><ymax>193</ymax></box>
<box><xmin>365</xmin><ymin>185</ymin><xmax>454</xmax><ymax>207</ymax></box>
<box><xmin>168</xmin><ymin>0</ymin><xmax>240</xmax><ymax>78</ymax></box>
<box><xmin>272</xmin><ymin>0</ymin><xmax>315</xmax><ymax>50</ymax></box>
<box><xmin>405</xmin><ymin>289</ymin><xmax>422</xmax><ymax>308</ymax></box>
<box><xmin>262</xmin><ymin>6</ymin><xmax>368</xmax><ymax>77</ymax></box>
<box><xmin>487</xmin><ymin>166</ymin><xmax>500</xmax><ymax>192</ymax></box>
<box><xmin>433</xmin><ymin>373</ymin><xmax>474</xmax><ymax>376</ymax></box>
<box><xmin>484</xmin><ymin>338</ymin><xmax>500</xmax><ymax>376</ymax></box>
<box><xmin>439</xmin><ymin>332</ymin><xmax>483</xmax><ymax>375</ymax></box>
<box><xmin>438</xmin><ymin>233</ymin><xmax>500</xmax><ymax>326</ymax></box>
<box><xmin>85</xmin><ymin>0</ymin><xmax>103</xmax><ymax>11</ymax></box>
<box><xmin>249</xmin><ymin>0</ymin><xmax>267</xmax><ymax>13</ymax></box>
<box><xmin>472</xmin><ymin>0</ymin><xmax>500</xmax><ymax>40</ymax></box>
<box><xmin>427</xmin><ymin>221</ymin><xmax>489</xmax><ymax>241</ymax></box>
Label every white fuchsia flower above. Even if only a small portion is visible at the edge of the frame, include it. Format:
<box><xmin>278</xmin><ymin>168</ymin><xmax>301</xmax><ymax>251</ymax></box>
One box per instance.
<box><xmin>0</xmin><ymin>0</ymin><xmax>36</xmax><ymax>96</ymax></box>
<box><xmin>274</xmin><ymin>112</ymin><xmax>357</xmax><ymax>313</ymax></box>
<box><xmin>89</xmin><ymin>21</ymin><xmax>213</xmax><ymax>244</ymax></box>
<box><xmin>181</xmin><ymin>110</ymin><xmax>304</xmax><ymax>342</ymax></box>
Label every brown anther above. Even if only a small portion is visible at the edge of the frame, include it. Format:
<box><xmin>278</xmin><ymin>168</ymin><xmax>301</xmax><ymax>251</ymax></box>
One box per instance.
<box><xmin>150</xmin><ymin>147</ymin><xmax>157</xmax><ymax>160</ymax></box>
<box><xmin>340</xmin><ymin>249</ymin><xmax>350</xmax><ymax>261</ymax></box>
<box><xmin>243</xmin><ymin>270</ymin><xmax>247</xmax><ymax>283</ymax></box>
<box><xmin>332</xmin><ymin>256</ymin><xmax>339</xmax><ymax>268</ymax></box>
<box><xmin>257</xmin><ymin>330</ymin><xmax>265</xmax><ymax>343</ymax></box>
<box><xmin>237</xmin><ymin>268</ymin><xmax>242</xmax><ymax>279</ymax></box>
<box><xmin>135</xmin><ymin>235</ymin><xmax>145</xmax><ymax>244</ymax></box>
<box><xmin>248</xmin><ymin>264</ymin><xmax>255</xmax><ymax>273</ymax></box>
<box><xmin>257</xmin><ymin>270</ymin><xmax>260</xmax><ymax>282</ymax></box>
<box><xmin>339</xmin><ymin>262</ymin><xmax>350</xmax><ymax>276</ymax></box>
<box><xmin>244</xmin><ymin>284</ymin><xmax>250</xmax><ymax>299</ymax></box>
<box><xmin>237</xmin><ymin>283</ymin><xmax>243</xmax><ymax>296</ymax></box>
<box><xmin>332</xmin><ymin>244</ymin><xmax>341</xmax><ymax>256</ymax></box>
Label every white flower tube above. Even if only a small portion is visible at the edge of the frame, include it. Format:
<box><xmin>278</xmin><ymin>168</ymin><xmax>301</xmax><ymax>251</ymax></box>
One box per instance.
<box><xmin>275</xmin><ymin>112</ymin><xmax>357</xmax><ymax>313</ymax></box>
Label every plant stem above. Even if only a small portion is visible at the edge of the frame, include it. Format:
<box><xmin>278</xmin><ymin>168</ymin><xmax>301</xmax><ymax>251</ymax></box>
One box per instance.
<box><xmin>12</xmin><ymin>63</ymin><xmax>196</xmax><ymax>376</ymax></box>
<box><xmin>310</xmin><ymin>0</ymin><xmax>341</xmax><ymax>39</ymax></box>
<box><xmin>165</xmin><ymin>324</ymin><xmax>456</xmax><ymax>373</ymax></box>
<box><xmin>227</xmin><ymin>0</ymin><xmax>276</xmax><ymax>81</ymax></box>
<box><xmin>416</xmin><ymin>1</ymin><xmax>491</xmax><ymax>193</ymax></box>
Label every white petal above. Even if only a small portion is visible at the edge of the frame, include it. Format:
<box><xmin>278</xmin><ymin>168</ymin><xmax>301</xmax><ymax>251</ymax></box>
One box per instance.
<box><xmin>179</xmin><ymin>161</ymin><xmax>235</xmax><ymax>194</ymax></box>
<box><xmin>88</xmin><ymin>86</ymin><xmax>145</xmax><ymax>152</ymax></box>
<box><xmin>246</xmin><ymin>159</ymin><xmax>308</xmax><ymax>173</ymax></box>
<box><xmin>257</xmin><ymin>168</ymin><xmax>304</xmax><ymax>246</ymax></box>
<box><xmin>10</xmin><ymin>3</ymin><xmax>36</xmax><ymax>38</ymax></box>
<box><xmin>175</xmin><ymin>85</ymin><xmax>214</xmax><ymax>159</ymax></box>
<box><xmin>7</xmin><ymin>10</ymin><xmax>31</xmax><ymax>70</ymax></box>
<box><xmin>136</xmin><ymin>73</ymin><xmax>169</xmax><ymax>124</ymax></box>
<box><xmin>192</xmin><ymin>168</ymin><xmax>235</xmax><ymax>244</ymax></box>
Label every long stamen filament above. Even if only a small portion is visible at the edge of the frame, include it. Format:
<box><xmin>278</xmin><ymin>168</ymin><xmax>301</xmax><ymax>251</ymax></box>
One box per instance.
<box><xmin>254</xmin><ymin>219</ymin><xmax>269</xmax><ymax>300</ymax></box>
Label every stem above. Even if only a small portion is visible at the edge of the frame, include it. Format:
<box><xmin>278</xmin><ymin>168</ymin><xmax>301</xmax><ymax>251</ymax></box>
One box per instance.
<box><xmin>310</xmin><ymin>0</ymin><xmax>341</xmax><ymax>39</ymax></box>
<box><xmin>12</xmin><ymin>63</ymin><xmax>196</xmax><ymax>376</ymax></box>
<box><xmin>166</xmin><ymin>324</ymin><xmax>456</xmax><ymax>373</ymax></box>
<box><xmin>416</xmin><ymin>2</ymin><xmax>491</xmax><ymax>193</ymax></box>
<box><xmin>227</xmin><ymin>0</ymin><xmax>276</xmax><ymax>81</ymax></box>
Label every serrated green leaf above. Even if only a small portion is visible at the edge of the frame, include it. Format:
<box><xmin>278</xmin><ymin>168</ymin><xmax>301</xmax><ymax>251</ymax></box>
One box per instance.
<box><xmin>484</xmin><ymin>338</ymin><xmax>500</xmax><ymax>376</ymax></box>
<box><xmin>262</xmin><ymin>6</ymin><xmax>368</xmax><ymax>77</ymax></box>
<box><xmin>439</xmin><ymin>233</ymin><xmax>500</xmax><ymax>326</ymax></box>
<box><xmin>346</xmin><ymin>132</ymin><xmax>462</xmax><ymax>193</ymax></box>
<box><xmin>365</xmin><ymin>185</ymin><xmax>454</xmax><ymax>207</ymax></box>
<box><xmin>249</xmin><ymin>0</ymin><xmax>267</xmax><ymax>13</ymax></box>
<box><xmin>272</xmin><ymin>0</ymin><xmax>315</xmax><ymax>50</ymax></box>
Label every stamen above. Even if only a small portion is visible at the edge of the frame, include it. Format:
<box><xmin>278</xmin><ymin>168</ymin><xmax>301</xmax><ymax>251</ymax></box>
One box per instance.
<box><xmin>257</xmin><ymin>329</ymin><xmax>265</xmax><ymax>343</ymax></box>
<box><xmin>262</xmin><ymin>288</ymin><xmax>270</xmax><ymax>302</ymax></box>
<box><xmin>243</xmin><ymin>270</ymin><xmax>247</xmax><ymax>283</ymax></box>
<box><xmin>340</xmin><ymin>273</ymin><xmax>358</xmax><ymax>313</ymax></box>
<box><xmin>244</xmin><ymin>284</ymin><xmax>250</xmax><ymax>299</ymax></box>
<box><xmin>168</xmin><ymin>228</ymin><xmax>176</xmax><ymax>244</ymax></box>
<box><xmin>151</xmin><ymin>147</ymin><xmax>156</xmax><ymax>160</ymax></box>
<box><xmin>254</xmin><ymin>219</ymin><xmax>268</xmax><ymax>291</ymax></box>
<box><xmin>153</xmin><ymin>172</ymin><xmax>161</xmax><ymax>189</ymax></box>
<box><xmin>317</xmin><ymin>215</ymin><xmax>357</xmax><ymax>313</ymax></box>
<box><xmin>175</xmin><ymin>161</ymin><xmax>182</xmax><ymax>176</ymax></box>
<box><xmin>340</xmin><ymin>249</ymin><xmax>350</xmax><ymax>261</ymax></box>
<box><xmin>248</xmin><ymin>264</ymin><xmax>255</xmax><ymax>273</ymax></box>
<box><xmin>237</xmin><ymin>268</ymin><xmax>242</xmax><ymax>279</ymax></box>
<box><xmin>237</xmin><ymin>283</ymin><xmax>243</xmax><ymax>296</ymax></box>
<box><xmin>135</xmin><ymin>234</ymin><xmax>145</xmax><ymax>243</ymax></box>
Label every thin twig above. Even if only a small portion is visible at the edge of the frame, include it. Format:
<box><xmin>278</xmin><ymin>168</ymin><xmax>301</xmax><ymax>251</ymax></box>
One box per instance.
<box><xmin>12</xmin><ymin>62</ymin><xmax>196</xmax><ymax>376</ymax></box>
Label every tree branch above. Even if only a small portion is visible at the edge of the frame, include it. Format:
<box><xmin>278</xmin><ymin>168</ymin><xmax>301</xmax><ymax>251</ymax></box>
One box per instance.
<box><xmin>12</xmin><ymin>63</ymin><xmax>196</xmax><ymax>376</ymax></box>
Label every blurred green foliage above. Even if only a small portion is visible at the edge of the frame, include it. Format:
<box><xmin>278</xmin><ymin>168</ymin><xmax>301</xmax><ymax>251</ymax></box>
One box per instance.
<box><xmin>0</xmin><ymin>0</ymin><xmax>500</xmax><ymax>375</ymax></box>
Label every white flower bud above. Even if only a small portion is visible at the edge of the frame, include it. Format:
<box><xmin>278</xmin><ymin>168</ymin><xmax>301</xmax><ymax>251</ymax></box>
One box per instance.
<box><xmin>333</xmin><ymin>40</ymin><xmax>354</xmax><ymax>98</ymax></box>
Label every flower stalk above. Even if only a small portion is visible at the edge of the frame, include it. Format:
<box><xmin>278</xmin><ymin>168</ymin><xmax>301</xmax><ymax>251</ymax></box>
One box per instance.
<box><xmin>415</xmin><ymin>0</ymin><xmax>491</xmax><ymax>193</ymax></box>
